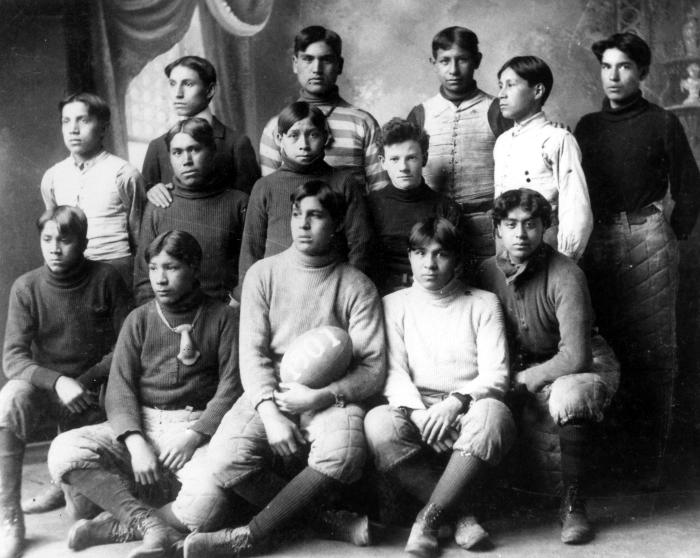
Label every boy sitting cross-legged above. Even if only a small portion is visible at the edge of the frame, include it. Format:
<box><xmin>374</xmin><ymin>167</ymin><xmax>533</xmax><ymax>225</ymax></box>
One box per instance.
<box><xmin>477</xmin><ymin>189</ymin><xmax>619</xmax><ymax>544</ymax></box>
<box><xmin>364</xmin><ymin>216</ymin><xmax>516</xmax><ymax>557</ymax></box>
<box><xmin>184</xmin><ymin>180</ymin><xmax>386</xmax><ymax>557</ymax></box>
<box><xmin>47</xmin><ymin>230</ymin><xmax>242</xmax><ymax>558</ymax></box>
<box><xmin>0</xmin><ymin>206</ymin><xmax>130</xmax><ymax>558</ymax></box>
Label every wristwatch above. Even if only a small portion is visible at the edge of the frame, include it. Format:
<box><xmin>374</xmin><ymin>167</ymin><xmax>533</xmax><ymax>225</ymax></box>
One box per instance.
<box><xmin>333</xmin><ymin>392</ymin><xmax>346</xmax><ymax>408</ymax></box>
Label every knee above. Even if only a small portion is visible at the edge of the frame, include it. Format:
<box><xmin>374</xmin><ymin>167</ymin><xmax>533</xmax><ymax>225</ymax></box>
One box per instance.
<box><xmin>172</xmin><ymin>475</ymin><xmax>229</xmax><ymax>532</ymax></box>
<box><xmin>0</xmin><ymin>380</ymin><xmax>38</xmax><ymax>440</ymax></box>
<box><xmin>455</xmin><ymin>398</ymin><xmax>516</xmax><ymax>466</ymax></box>
<box><xmin>47</xmin><ymin>427</ymin><xmax>101</xmax><ymax>483</ymax></box>
<box><xmin>364</xmin><ymin>405</ymin><xmax>398</xmax><ymax>455</ymax></box>
<box><xmin>309</xmin><ymin>406</ymin><xmax>367</xmax><ymax>483</ymax></box>
<box><xmin>208</xmin><ymin>433</ymin><xmax>267</xmax><ymax>489</ymax></box>
<box><xmin>548</xmin><ymin>373</ymin><xmax>613</xmax><ymax>425</ymax></box>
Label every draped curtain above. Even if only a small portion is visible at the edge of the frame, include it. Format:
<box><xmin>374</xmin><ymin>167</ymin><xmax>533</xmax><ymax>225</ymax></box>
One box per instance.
<box><xmin>75</xmin><ymin>0</ymin><xmax>273</xmax><ymax>158</ymax></box>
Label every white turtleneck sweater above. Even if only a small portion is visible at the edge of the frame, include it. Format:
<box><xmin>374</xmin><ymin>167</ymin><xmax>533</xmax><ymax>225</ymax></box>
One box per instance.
<box><xmin>239</xmin><ymin>247</ymin><xmax>386</xmax><ymax>408</ymax></box>
<box><xmin>381</xmin><ymin>278</ymin><xmax>509</xmax><ymax>409</ymax></box>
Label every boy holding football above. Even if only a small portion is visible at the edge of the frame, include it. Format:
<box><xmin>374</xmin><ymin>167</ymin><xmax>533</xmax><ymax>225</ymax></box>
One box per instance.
<box><xmin>184</xmin><ymin>180</ymin><xmax>386</xmax><ymax>557</ymax></box>
<box><xmin>364</xmin><ymin>216</ymin><xmax>515</xmax><ymax>556</ymax></box>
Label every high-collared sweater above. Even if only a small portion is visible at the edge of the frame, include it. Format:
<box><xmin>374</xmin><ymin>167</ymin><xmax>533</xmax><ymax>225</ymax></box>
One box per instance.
<box><xmin>240</xmin><ymin>247</ymin><xmax>386</xmax><ymax>408</ymax></box>
<box><xmin>382</xmin><ymin>278</ymin><xmax>509</xmax><ymax>409</ymax></box>
<box><xmin>238</xmin><ymin>156</ymin><xmax>374</xmax><ymax>289</ymax></box>
<box><xmin>494</xmin><ymin>111</ymin><xmax>593</xmax><ymax>260</ymax></box>
<box><xmin>106</xmin><ymin>289</ymin><xmax>241</xmax><ymax>439</ymax></box>
<box><xmin>574</xmin><ymin>92</ymin><xmax>700</xmax><ymax>239</ymax></box>
<box><xmin>259</xmin><ymin>87</ymin><xmax>388</xmax><ymax>191</ymax></box>
<box><xmin>134</xmin><ymin>176</ymin><xmax>248</xmax><ymax>304</ymax></box>
<box><xmin>476</xmin><ymin>244</ymin><xmax>592</xmax><ymax>377</ymax></box>
<box><xmin>3</xmin><ymin>259</ymin><xmax>130</xmax><ymax>391</ymax></box>
<box><xmin>367</xmin><ymin>181</ymin><xmax>461</xmax><ymax>286</ymax></box>
<box><xmin>40</xmin><ymin>151</ymin><xmax>146</xmax><ymax>260</ymax></box>
<box><xmin>141</xmin><ymin>115</ymin><xmax>260</xmax><ymax>195</ymax></box>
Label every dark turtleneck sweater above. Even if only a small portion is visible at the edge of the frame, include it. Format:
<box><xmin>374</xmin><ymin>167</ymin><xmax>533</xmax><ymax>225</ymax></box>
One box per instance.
<box><xmin>3</xmin><ymin>259</ymin><xmax>131</xmax><ymax>391</ymax></box>
<box><xmin>106</xmin><ymin>287</ymin><xmax>241</xmax><ymax>438</ymax></box>
<box><xmin>238</xmin><ymin>154</ymin><xmax>373</xmax><ymax>291</ymax></box>
<box><xmin>575</xmin><ymin>92</ymin><xmax>700</xmax><ymax>239</ymax></box>
<box><xmin>368</xmin><ymin>181</ymin><xmax>461</xmax><ymax>285</ymax></box>
<box><xmin>134</xmin><ymin>174</ymin><xmax>248</xmax><ymax>304</ymax></box>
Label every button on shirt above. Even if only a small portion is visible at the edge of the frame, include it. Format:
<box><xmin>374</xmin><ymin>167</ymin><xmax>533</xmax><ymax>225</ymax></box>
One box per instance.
<box><xmin>493</xmin><ymin>112</ymin><xmax>593</xmax><ymax>260</ymax></box>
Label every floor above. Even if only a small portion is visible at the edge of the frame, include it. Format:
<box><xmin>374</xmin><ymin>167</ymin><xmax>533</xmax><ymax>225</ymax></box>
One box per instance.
<box><xmin>18</xmin><ymin>442</ymin><xmax>700</xmax><ymax>558</ymax></box>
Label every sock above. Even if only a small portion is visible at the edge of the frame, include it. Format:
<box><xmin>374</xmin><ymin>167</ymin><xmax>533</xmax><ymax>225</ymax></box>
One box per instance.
<box><xmin>559</xmin><ymin>422</ymin><xmax>591</xmax><ymax>488</ymax></box>
<box><xmin>426</xmin><ymin>451</ymin><xmax>482</xmax><ymax>522</ymax></box>
<box><xmin>393</xmin><ymin>456</ymin><xmax>442</xmax><ymax>503</ymax></box>
<box><xmin>233</xmin><ymin>469</ymin><xmax>288</xmax><ymax>510</ymax></box>
<box><xmin>248</xmin><ymin>466</ymin><xmax>337</xmax><ymax>540</ymax></box>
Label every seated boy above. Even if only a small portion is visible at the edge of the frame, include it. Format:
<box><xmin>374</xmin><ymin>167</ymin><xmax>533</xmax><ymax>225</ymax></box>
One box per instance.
<box><xmin>477</xmin><ymin>189</ymin><xmax>619</xmax><ymax>544</ymax></box>
<box><xmin>364</xmin><ymin>217</ymin><xmax>515</xmax><ymax>557</ymax></box>
<box><xmin>47</xmin><ymin>231</ymin><xmax>242</xmax><ymax>558</ymax></box>
<box><xmin>494</xmin><ymin>57</ymin><xmax>593</xmax><ymax>260</ymax></box>
<box><xmin>368</xmin><ymin>118</ymin><xmax>461</xmax><ymax>294</ymax></box>
<box><xmin>184</xmin><ymin>180</ymin><xmax>386</xmax><ymax>557</ymax></box>
<box><xmin>238</xmin><ymin>100</ymin><xmax>373</xmax><ymax>290</ymax></box>
<box><xmin>0</xmin><ymin>206</ymin><xmax>130</xmax><ymax>558</ymax></box>
<box><xmin>134</xmin><ymin>117</ymin><xmax>248</xmax><ymax>305</ymax></box>
<box><xmin>41</xmin><ymin>92</ymin><xmax>146</xmax><ymax>288</ymax></box>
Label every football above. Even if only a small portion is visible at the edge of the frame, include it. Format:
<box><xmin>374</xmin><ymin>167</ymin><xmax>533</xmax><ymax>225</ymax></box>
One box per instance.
<box><xmin>279</xmin><ymin>326</ymin><xmax>353</xmax><ymax>388</ymax></box>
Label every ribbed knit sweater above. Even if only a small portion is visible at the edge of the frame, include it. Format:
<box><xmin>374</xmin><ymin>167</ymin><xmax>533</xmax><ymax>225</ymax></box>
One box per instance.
<box><xmin>368</xmin><ymin>181</ymin><xmax>461</xmax><ymax>284</ymax></box>
<box><xmin>3</xmin><ymin>259</ymin><xmax>130</xmax><ymax>391</ymax></box>
<box><xmin>382</xmin><ymin>278</ymin><xmax>509</xmax><ymax>409</ymax></box>
<box><xmin>575</xmin><ymin>92</ymin><xmax>700</xmax><ymax>239</ymax></box>
<box><xmin>477</xmin><ymin>244</ymin><xmax>592</xmax><ymax>378</ymax></box>
<box><xmin>106</xmin><ymin>289</ymin><xmax>241</xmax><ymax>439</ymax></box>
<box><xmin>238</xmin><ymin>156</ymin><xmax>374</xmax><ymax>289</ymax></box>
<box><xmin>134</xmin><ymin>176</ymin><xmax>248</xmax><ymax>304</ymax></box>
<box><xmin>240</xmin><ymin>247</ymin><xmax>386</xmax><ymax>408</ymax></box>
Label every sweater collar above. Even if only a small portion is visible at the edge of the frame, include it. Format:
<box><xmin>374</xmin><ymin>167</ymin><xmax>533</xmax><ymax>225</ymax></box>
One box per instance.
<box><xmin>298</xmin><ymin>86</ymin><xmax>343</xmax><ymax>107</ymax></box>
<box><xmin>600</xmin><ymin>91</ymin><xmax>648</xmax><ymax>120</ymax></box>
<box><xmin>158</xmin><ymin>285</ymin><xmax>205</xmax><ymax>315</ymax></box>
<box><xmin>172</xmin><ymin>174</ymin><xmax>227</xmax><ymax>199</ymax></box>
<box><xmin>287</xmin><ymin>246</ymin><xmax>338</xmax><ymax>269</ymax></box>
<box><xmin>411</xmin><ymin>276</ymin><xmax>466</xmax><ymax>304</ymax></box>
<box><xmin>383</xmin><ymin>180</ymin><xmax>434</xmax><ymax>201</ymax></box>
<box><xmin>43</xmin><ymin>257</ymin><xmax>90</xmax><ymax>289</ymax></box>
<box><xmin>280</xmin><ymin>151</ymin><xmax>328</xmax><ymax>174</ymax></box>
<box><xmin>495</xmin><ymin>243</ymin><xmax>551</xmax><ymax>286</ymax></box>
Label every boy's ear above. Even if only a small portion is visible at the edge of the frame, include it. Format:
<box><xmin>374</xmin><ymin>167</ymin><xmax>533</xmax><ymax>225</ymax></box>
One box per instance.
<box><xmin>337</xmin><ymin>55</ymin><xmax>344</xmax><ymax>75</ymax></box>
<box><xmin>639</xmin><ymin>65</ymin><xmax>649</xmax><ymax>80</ymax></box>
<box><xmin>378</xmin><ymin>154</ymin><xmax>386</xmax><ymax>168</ymax></box>
<box><xmin>533</xmin><ymin>83</ymin><xmax>546</xmax><ymax>102</ymax></box>
<box><xmin>206</xmin><ymin>82</ymin><xmax>216</xmax><ymax>102</ymax></box>
<box><xmin>493</xmin><ymin>223</ymin><xmax>502</xmax><ymax>239</ymax></box>
<box><xmin>473</xmin><ymin>52</ymin><xmax>483</xmax><ymax>69</ymax></box>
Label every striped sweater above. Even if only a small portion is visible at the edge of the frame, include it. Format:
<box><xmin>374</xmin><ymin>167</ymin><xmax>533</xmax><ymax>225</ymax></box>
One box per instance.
<box><xmin>240</xmin><ymin>247</ymin><xmax>386</xmax><ymax>408</ymax></box>
<box><xmin>381</xmin><ymin>278</ymin><xmax>509</xmax><ymax>409</ymax></box>
<box><xmin>259</xmin><ymin>91</ymin><xmax>388</xmax><ymax>191</ymax></box>
<box><xmin>106</xmin><ymin>290</ymin><xmax>241</xmax><ymax>438</ymax></box>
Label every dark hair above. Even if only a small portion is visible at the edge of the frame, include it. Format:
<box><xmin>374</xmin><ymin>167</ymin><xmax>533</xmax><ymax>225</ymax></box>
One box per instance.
<box><xmin>294</xmin><ymin>25</ymin><xmax>343</xmax><ymax>58</ymax></box>
<box><xmin>408</xmin><ymin>217</ymin><xmax>463</xmax><ymax>262</ymax></box>
<box><xmin>591</xmin><ymin>32</ymin><xmax>651</xmax><ymax>72</ymax></box>
<box><xmin>37</xmin><ymin>205</ymin><xmax>88</xmax><ymax>243</ymax></box>
<box><xmin>431</xmin><ymin>26</ymin><xmax>480</xmax><ymax>59</ymax></box>
<box><xmin>145</xmin><ymin>230</ymin><xmax>203</xmax><ymax>270</ymax></box>
<box><xmin>58</xmin><ymin>92</ymin><xmax>110</xmax><ymax>125</ymax></box>
<box><xmin>165</xmin><ymin>117</ymin><xmax>216</xmax><ymax>151</ymax></box>
<box><xmin>277</xmin><ymin>101</ymin><xmax>330</xmax><ymax>140</ymax></box>
<box><xmin>491</xmin><ymin>188</ymin><xmax>552</xmax><ymax>229</ymax></box>
<box><xmin>379</xmin><ymin>117</ymin><xmax>430</xmax><ymax>161</ymax></box>
<box><xmin>498</xmin><ymin>55</ymin><xmax>554</xmax><ymax>106</ymax></box>
<box><xmin>290</xmin><ymin>180</ymin><xmax>347</xmax><ymax>226</ymax></box>
<box><xmin>165</xmin><ymin>55</ymin><xmax>217</xmax><ymax>88</ymax></box>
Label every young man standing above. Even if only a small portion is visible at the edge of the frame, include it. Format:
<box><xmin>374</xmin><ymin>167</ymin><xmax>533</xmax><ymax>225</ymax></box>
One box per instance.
<box><xmin>365</xmin><ymin>217</ymin><xmax>515</xmax><ymax>556</ymax></box>
<box><xmin>259</xmin><ymin>26</ymin><xmax>387</xmax><ymax>191</ymax></box>
<box><xmin>478</xmin><ymin>189</ymin><xmax>619</xmax><ymax>544</ymax></box>
<box><xmin>407</xmin><ymin>27</ymin><xmax>510</xmax><ymax>268</ymax></box>
<box><xmin>184</xmin><ymin>181</ymin><xmax>386</xmax><ymax>557</ymax></box>
<box><xmin>41</xmin><ymin>93</ymin><xmax>146</xmax><ymax>289</ymax></box>
<box><xmin>0</xmin><ymin>206</ymin><xmax>130</xmax><ymax>558</ymax></box>
<box><xmin>143</xmin><ymin>55</ymin><xmax>259</xmax><ymax>206</ymax></box>
<box><xmin>575</xmin><ymin>33</ymin><xmax>700</xmax><ymax>483</ymax></box>
<box><xmin>494</xmin><ymin>56</ymin><xmax>592</xmax><ymax>260</ymax></box>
